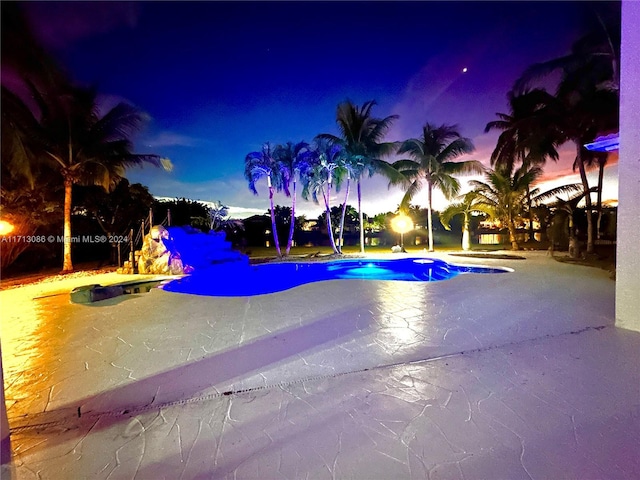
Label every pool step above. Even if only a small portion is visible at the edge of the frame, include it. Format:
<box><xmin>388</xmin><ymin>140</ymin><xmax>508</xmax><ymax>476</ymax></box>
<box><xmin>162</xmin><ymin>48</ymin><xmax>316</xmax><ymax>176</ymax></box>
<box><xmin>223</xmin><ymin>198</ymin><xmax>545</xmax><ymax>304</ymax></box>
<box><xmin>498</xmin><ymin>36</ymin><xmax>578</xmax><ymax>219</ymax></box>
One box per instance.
<box><xmin>70</xmin><ymin>280</ymin><xmax>166</xmax><ymax>304</ymax></box>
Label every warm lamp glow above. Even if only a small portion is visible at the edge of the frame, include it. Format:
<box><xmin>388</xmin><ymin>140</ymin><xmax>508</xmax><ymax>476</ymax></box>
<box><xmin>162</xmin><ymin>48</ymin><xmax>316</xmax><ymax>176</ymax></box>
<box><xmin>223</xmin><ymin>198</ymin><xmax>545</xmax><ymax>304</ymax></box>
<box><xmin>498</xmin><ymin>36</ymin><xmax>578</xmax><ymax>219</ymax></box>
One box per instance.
<box><xmin>0</xmin><ymin>220</ymin><xmax>15</xmax><ymax>235</ymax></box>
<box><xmin>391</xmin><ymin>214</ymin><xmax>412</xmax><ymax>234</ymax></box>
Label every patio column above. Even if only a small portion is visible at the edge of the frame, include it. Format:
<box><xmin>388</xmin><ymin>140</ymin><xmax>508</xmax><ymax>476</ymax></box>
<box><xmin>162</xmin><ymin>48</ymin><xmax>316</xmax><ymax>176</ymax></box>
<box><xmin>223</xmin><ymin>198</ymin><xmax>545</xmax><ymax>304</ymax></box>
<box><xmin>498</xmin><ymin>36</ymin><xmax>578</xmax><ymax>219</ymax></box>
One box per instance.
<box><xmin>616</xmin><ymin>0</ymin><xmax>640</xmax><ymax>331</ymax></box>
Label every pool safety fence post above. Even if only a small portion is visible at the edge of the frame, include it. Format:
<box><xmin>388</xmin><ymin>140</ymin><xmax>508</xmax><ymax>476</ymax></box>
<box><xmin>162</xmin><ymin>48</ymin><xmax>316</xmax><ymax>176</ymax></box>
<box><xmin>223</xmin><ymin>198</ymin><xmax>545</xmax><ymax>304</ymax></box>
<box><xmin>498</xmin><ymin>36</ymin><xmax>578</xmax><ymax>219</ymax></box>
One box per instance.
<box><xmin>167</xmin><ymin>209</ymin><xmax>171</xmax><ymax>226</ymax></box>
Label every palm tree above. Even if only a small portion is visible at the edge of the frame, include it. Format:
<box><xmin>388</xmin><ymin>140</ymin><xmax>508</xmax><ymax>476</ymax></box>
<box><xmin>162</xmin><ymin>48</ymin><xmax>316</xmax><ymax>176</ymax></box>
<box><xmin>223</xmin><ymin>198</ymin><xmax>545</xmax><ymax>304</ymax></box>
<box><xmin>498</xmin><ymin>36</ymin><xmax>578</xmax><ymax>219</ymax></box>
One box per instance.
<box><xmin>300</xmin><ymin>139</ymin><xmax>345</xmax><ymax>254</ymax></box>
<box><xmin>485</xmin><ymin>88</ymin><xmax>561</xmax><ymax>243</ymax></box>
<box><xmin>439</xmin><ymin>192</ymin><xmax>492</xmax><ymax>251</ymax></box>
<box><xmin>334</xmin><ymin>156</ymin><xmax>363</xmax><ymax>253</ymax></box>
<box><xmin>514</xmin><ymin>17</ymin><xmax>620</xmax><ymax>253</ymax></box>
<box><xmin>273</xmin><ymin>141</ymin><xmax>312</xmax><ymax>255</ymax></box>
<box><xmin>316</xmin><ymin>100</ymin><xmax>399</xmax><ymax>253</ymax></box>
<box><xmin>392</xmin><ymin>123</ymin><xmax>484</xmax><ymax>252</ymax></box>
<box><xmin>469</xmin><ymin>164</ymin><xmax>543</xmax><ymax>250</ymax></box>
<box><xmin>207</xmin><ymin>200</ymin><xmax>243</xmax><ymax>235</ymax></box>
<box><xmin>245</xmin><ymin>142</ymin><xmax>287</xmax><ymax>257</ymax></box>
<box><xmin>553</xmin><ymin>85</ymin><xmax>618</xmax><ymax>253</ymax></box>
<box><xmin>3</xmin><ymin>4</ymin><xmax>172</xmax><ymax>272</ymax></box>
<box><xmin>2</xmin><ymin>84</ymin><xmax>170</xmax><ymax>272</ymax></box>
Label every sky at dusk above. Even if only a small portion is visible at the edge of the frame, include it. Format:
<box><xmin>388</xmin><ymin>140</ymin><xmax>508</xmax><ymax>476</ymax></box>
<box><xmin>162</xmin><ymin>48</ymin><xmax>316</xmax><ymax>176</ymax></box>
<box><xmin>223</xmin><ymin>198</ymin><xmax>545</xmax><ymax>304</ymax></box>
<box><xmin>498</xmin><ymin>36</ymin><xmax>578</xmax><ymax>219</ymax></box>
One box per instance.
<box><xmin>21</xmin><ymin>1</ymin><xmax>620</xmax><ymax>219</ymax></box>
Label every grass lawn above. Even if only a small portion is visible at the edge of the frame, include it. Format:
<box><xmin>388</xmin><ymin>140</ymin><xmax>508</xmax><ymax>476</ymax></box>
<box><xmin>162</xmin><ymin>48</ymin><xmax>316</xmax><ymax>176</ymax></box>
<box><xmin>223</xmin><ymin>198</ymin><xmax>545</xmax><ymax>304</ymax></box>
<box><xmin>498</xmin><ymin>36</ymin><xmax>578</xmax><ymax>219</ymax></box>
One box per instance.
<box><xmin>242</xmin><ymin>242</ymin><xmax>514</xmax><ymax>259</ymax></box>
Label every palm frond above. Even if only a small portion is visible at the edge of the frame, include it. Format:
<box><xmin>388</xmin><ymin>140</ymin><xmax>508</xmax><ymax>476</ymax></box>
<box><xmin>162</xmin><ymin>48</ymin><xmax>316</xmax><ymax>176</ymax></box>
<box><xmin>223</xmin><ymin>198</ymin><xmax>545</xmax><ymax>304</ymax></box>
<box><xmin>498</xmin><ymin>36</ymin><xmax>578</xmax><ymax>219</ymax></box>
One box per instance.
<box><xmin>438</xmin><ymin>137</ymin><xmax>475</xmax><ymax>162</ymax></box>
<box><xmin>532</xmin><ymin>183</ymin><xmax>584</xmax><ymax>204</ymax></box>
<box><xmin>514</xmin><ymin>55</ymin><xmax>577</xmax><ymax>92</ymax></box>
<box><xmin>400</xmin><ymin>179</ymin><xmax>422</xmax><ymax>210</ymax></box>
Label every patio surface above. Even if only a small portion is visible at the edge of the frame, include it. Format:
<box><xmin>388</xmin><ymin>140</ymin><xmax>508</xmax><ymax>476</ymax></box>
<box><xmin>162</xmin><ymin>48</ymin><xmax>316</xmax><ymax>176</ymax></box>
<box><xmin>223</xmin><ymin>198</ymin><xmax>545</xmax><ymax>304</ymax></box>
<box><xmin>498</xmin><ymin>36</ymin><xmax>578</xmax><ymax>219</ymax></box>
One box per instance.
<box><xmin>1</xmin><ymin>251</ymin><xmax>638</xmax><ymax>479</ymax></box>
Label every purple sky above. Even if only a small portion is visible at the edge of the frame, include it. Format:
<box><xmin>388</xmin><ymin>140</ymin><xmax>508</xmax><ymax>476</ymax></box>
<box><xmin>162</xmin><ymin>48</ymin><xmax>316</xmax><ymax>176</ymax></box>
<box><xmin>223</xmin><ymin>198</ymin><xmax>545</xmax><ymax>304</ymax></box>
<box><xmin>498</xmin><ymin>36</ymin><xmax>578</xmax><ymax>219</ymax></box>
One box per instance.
<box><xmin>22</xmin><ymin>1</ymin><xmax>619</xmax><ymax>218</ymax></box>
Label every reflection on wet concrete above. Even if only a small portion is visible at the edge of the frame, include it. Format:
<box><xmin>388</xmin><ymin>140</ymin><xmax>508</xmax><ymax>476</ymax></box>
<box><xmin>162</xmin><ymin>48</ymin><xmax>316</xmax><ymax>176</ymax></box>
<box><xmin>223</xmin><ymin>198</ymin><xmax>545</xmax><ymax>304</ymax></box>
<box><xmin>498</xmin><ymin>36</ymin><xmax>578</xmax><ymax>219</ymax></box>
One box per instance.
<box><xmin>1</xmin><ymin>293</ymin><xmax>74</xmax><ymax>417</ymax></box>
<box><xmin>1</xmin><ymin>254</ymin><xmax>637</xmax><ymax>479</ymax></box>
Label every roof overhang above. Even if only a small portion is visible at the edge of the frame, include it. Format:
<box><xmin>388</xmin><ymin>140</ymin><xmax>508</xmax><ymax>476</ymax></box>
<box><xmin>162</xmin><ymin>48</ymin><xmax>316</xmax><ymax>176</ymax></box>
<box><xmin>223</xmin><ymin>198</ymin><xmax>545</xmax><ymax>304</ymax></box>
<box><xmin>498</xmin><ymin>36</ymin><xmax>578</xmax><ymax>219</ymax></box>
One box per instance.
<box><xmin>584</xmin><ymin>133</ymin><xmax>619</xmax><ymax>152</ymax></box>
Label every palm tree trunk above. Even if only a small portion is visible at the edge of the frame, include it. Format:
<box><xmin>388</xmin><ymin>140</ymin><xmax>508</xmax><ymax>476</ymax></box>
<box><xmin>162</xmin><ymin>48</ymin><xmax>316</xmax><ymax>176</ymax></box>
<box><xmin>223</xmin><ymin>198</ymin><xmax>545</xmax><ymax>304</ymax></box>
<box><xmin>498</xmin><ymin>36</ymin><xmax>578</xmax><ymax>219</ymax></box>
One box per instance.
<box><xmin>526</xmin><ymin>186</ymin><xmax>535</xmax><ymax>243</ymax></box>
<box><xmin>575</xmin><ymin>144</ymin><xmax>594</xmax><ymax>253</ymax></box>
<box><xmin>286</xmin><ymin>180</ymin><xmax>296</xmax><ymax>255</ymax></box>
<box><xmin>62</xmin><ymin>176</ymin><xmax>73</xmax><ymax>272</ymax></box>
<box><xmin>322</xmin><ymin>186</ymin><xmax>339</xmax><ymax>254</ymax></box>
<box><xmin>338</xmin><ymin>178</ymin><xmax>351</xmax><ymax>254</ymax></box>
<box><xmin>427</xmin><ymin>182</ymin><xmax>434</xmax><ymax>252</ymax></box>
<box><xmin>462</xmin><ymin>213</ymin><xmax>471</xmax><ymax>251</ymax></box>
<box><xmin>596</xmin><ymin>159</ymin><xmax>605</xmax><ymax>240</ymax></box>
<box><xmin>508</xmin><ymin>221</ymin><xmax>519</xmax><ymax>250</ymax></box>
<box><xmin>357</xmin><ymin>181</ymin><xmax>365</xmax><ymax>253</ymax></box>
<box><xmin>268</xmin><ymin>184</ymin><xmax>282</xmax><ymax>257</ymax></box>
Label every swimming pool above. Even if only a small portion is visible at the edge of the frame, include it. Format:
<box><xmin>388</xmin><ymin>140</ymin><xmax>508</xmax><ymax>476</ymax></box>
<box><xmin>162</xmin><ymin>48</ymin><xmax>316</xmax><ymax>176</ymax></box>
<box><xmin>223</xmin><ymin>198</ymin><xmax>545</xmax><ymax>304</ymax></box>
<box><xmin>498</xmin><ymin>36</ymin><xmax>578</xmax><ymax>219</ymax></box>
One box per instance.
<box><xmin>162</xmin><ymin>257</ymin><xmax>512</xmax><ymax>297</ymax></box>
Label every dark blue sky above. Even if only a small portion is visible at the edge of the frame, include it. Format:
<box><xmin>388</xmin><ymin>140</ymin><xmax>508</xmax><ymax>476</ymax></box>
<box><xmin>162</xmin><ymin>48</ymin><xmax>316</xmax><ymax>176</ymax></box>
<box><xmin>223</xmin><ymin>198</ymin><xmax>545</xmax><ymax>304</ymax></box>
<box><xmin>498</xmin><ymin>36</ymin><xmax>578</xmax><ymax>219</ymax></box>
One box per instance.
<box><xmin>24</xmin><ymin>1</ymin><xmax>619</xmax><ymax>218</ymax></box>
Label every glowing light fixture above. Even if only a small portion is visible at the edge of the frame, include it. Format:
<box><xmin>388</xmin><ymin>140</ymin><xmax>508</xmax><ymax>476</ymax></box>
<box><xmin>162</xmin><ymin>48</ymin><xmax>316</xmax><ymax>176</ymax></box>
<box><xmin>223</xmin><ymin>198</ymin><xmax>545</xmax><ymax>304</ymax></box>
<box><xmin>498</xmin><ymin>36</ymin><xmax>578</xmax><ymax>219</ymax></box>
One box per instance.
<box><xmin>0</xmin><ymin>220</ymin><xmax>15</xmax><ymax>235</ymax></box>
<box><xmin>391</xmin><ymin>214</ymin><xmax>413</xmax><ymax>251</ymax></box>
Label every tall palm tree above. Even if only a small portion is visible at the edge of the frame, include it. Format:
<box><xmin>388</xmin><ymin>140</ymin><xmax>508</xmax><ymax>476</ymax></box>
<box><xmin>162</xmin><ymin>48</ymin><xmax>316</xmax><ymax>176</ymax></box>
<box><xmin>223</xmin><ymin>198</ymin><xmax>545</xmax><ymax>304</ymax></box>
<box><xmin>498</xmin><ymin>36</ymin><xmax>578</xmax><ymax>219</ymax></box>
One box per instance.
<box><xmin>469</xmin><ymin>164</ymin><xmax>542</xmax><ymax>250</ymax></box>
<box><xmin>3</xmin><ymin>5</ymin><xmax>171</xmax><ymax>272</ymax></box>
<box><xmin>245</xmin><ymin>142</ymin><xmax>287</xmax><ymax>257</ymax></box>
<box><xmin>553</xmin><ymin>85</ymin><xmax>618</xmax><ymax>253</ymax></box>
<box><xmin>301</xmin><ymin>139</ymin><xmax>345</xmax><ymax>254</ymax></box>
<box><xmin>316</xmin><ymin>100</ymin><xmax>399</xmax><ymax>253</ymax></box>
<box><xmin>439</xmin><ymin>191</ymin><xmax>492</xmax><ymax>251</ymax></box>
<box><xmin>334</xmin><ymin>155</ymin><xmax>364</xmax><ymax>253</ymax></box>
<box><xmin>392</xmin><ymin>123</ymin><xmax>484</xmax><ymax>252</ymax></box>
<box><xmin>273</xmin><ymin>141</ymin><xmax>312</xmax><ymax>255</ymax></box>
<box><xmin>485</xmin><ymin>88</ymin><xmax>561</xmax><ymax>242</ymax></box>
<box><xmin>2</xmin><ymin>84</ymin><xmax>170</xmax><ymax>272</ymax></box>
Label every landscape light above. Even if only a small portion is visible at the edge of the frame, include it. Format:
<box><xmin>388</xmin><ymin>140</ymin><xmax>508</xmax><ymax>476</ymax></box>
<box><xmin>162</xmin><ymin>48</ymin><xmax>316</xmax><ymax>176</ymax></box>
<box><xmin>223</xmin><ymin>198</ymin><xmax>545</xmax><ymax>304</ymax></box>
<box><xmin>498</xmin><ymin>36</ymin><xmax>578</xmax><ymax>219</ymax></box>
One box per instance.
<box><xmin>0</xmin><ymin>220</ymin><xmax>15</xmax><ymax>236</ymax></box>
<box><xmin>391</xmin><ymin>214</ymin><xmax>413</xmax><ymax>251</ymax></box>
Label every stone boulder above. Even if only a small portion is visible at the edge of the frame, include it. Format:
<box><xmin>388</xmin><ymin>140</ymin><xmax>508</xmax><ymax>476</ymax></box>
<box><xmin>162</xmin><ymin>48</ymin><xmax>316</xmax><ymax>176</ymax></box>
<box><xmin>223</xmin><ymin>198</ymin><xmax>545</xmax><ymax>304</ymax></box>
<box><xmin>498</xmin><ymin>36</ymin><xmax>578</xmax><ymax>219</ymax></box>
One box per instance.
<box><xmin>137</xmin><ymin>225</ymin><xmax>248</xmax><ymax>275</ymax></box>
<box><xmin>138</xmin><ymin>225</ymin><xmax>188</xmax><ymax>275</ymax></box>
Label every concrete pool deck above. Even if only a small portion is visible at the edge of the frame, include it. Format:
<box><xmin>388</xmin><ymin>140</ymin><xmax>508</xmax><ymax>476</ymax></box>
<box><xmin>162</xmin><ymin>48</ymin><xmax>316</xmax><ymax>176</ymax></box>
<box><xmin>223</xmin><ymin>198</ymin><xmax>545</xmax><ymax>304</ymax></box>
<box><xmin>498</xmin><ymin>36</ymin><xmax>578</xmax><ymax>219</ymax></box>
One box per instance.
<box><xmin>1</xmin><ymin>251</ymin><xmax>638</xmax><ymax>479</ymax></box>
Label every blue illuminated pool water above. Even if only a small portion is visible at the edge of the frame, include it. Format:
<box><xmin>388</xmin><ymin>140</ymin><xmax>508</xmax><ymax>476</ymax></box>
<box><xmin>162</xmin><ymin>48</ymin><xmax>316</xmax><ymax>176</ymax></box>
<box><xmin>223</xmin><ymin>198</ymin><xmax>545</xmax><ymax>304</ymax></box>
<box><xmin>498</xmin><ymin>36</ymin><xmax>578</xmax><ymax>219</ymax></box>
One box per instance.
<box><xmin>162</xmin><ymin>257</ymin><xmax>512</xmax><ymax>297</ymax></box>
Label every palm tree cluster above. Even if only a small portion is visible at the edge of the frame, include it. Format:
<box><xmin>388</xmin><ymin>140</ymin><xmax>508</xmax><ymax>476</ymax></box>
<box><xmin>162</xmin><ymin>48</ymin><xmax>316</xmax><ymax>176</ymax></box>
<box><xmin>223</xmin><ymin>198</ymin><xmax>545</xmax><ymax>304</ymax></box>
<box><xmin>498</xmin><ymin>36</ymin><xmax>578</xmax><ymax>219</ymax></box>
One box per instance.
<box><xmin>486</xmin><ymin>12</ymin><xmax>619</xmax><ymax>253</ymax></box>
<box><xmin>245</xmin><ymin>12</ymin><xmax>619</xmax><ymax>255</ymax></box>
<box><xmin>245</xmin><ymin>100</ymin><xmax>486</xmax><ymax>256</ymax></box>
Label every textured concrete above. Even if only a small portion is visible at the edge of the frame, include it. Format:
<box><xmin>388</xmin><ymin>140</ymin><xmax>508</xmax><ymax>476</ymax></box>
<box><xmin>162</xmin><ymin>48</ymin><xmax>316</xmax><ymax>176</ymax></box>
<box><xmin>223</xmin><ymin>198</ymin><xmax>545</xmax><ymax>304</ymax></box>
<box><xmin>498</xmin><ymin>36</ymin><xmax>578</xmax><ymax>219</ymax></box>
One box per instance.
<box><xmin>1</xmin><ymin>252</ymin><xmax>638</xmax><ymax>479</ymax></box>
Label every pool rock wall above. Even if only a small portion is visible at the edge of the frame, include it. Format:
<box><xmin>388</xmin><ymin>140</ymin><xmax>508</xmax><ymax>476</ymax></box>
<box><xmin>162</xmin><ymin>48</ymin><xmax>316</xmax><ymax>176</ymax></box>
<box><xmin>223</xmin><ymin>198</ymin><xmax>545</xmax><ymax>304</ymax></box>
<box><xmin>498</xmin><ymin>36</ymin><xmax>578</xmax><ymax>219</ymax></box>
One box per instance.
<box><xmin>119</xmin><ymin>225</ymin><xmax>248</xmax><ymax>275</ymax></box>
